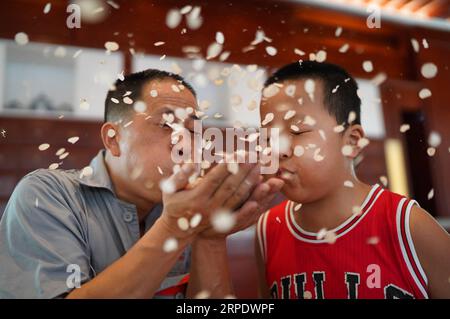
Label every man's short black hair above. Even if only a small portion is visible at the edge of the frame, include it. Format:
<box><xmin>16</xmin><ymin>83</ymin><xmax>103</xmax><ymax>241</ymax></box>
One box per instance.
<box><xmin>104</xmin><ymin>69</ymin><xmax>197</xmax><ymax>123</ymax></box>
<box><xmin>264</xmin><ymin>61</ymin><xmax>361</xmax><ymax>127</ymax></box>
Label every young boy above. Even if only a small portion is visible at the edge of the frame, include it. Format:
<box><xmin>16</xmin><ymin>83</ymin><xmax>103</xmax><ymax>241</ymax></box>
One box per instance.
<box><xmin>256</xmin><ymin>61</ymin><xmax>450</xmax><ymax>299</ymax></box>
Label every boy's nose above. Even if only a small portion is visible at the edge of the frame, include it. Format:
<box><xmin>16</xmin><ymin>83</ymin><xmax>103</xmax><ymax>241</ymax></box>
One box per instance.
<box><xmin>279</xmin><ymin>146</ymin><xmax>292</xmax><ymax>159</ymax></box>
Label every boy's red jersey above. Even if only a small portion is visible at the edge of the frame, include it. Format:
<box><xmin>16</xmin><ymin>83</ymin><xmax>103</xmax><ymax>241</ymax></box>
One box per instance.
<box><xmin>257</xmin><ymin>184</ymin><xmax>429</xmax><ymax>299</ymax></box>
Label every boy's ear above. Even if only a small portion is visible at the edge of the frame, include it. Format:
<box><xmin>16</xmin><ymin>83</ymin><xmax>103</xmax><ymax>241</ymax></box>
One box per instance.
<box><xmin>343</xmin><ymin>124</ymin><xmax>367</xmax><ymax>159</ymax></box>
<box><xmin>100</xmin><ymin>122</ymin><xmax>121</xmax><ymax>157</ymax></box>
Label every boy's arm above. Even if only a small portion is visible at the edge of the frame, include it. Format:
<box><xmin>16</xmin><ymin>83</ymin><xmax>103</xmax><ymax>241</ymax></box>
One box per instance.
<box><xmin>255</xmin><ymin>228</ymin><xmax>270</xmax><ymax>298</ymax></box>
<box><xmin>410</xmin><ymin>205</ymin><xmax>450</xmax><ymax>298</ymax></box>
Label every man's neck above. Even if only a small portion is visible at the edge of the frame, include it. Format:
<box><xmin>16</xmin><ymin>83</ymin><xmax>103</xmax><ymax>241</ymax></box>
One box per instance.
<box><xmin>294</xmin><ymin>177</ymin><xmax>372</xmax><ymax>233</ymax></box>
<box><xmin>104</xmin><ymin>154</ymin><xmax>157</xmax><ymax>222</ymax></box>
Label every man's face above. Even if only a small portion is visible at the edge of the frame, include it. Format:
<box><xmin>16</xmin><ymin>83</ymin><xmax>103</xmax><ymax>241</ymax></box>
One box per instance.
<box><xmin>260</xmin><ymin>79</ymin><xmax>351</xmax><ymax>203</ymax></box>
<box><xmin>115</xmin><ymin>79</ymin><xmax>198</xmax><ymax>203</ymax></box>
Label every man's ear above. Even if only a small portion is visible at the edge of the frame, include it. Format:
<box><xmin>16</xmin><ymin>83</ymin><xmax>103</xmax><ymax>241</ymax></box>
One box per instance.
<box><xmin>101</xmin><ymin>122</ymin><xmax>121</xmax><ymax>157</ymax></box>
<box><xmin>343</xmin><ymin>124</ymin><xmax>367</xmax><ymax>159</ymax></box>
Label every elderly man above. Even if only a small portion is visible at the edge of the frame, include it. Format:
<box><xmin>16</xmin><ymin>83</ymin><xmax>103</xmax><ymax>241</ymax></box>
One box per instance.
<box><xmin>0</xmin><ymin>69</ymin><xmax>283</xmax><ymax>298</ymax></box>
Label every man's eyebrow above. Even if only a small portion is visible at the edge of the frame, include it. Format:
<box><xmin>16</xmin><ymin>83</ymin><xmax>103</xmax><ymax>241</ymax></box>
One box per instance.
<box><xmin>157</xmin><ymin>106</ymin><xmax>200</xmax><ymax>121</ymax></box>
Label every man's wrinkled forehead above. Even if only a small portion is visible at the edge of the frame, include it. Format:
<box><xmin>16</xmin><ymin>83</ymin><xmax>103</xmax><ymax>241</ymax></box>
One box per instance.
<box><xmin>148</xmin><ymin>96</ymin><xmax>198</xmax><ymax>112</ymax></box>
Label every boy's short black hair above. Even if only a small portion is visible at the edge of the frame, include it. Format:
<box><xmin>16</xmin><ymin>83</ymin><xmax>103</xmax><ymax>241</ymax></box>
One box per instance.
<box><xmin>104</xmin><ymin>69</ymin><xmax>196</xmax><ymax>123</ymax></box>
<box><xmin>264</xmin><ymin>61</ymin><xmax>361</xmax><ymax>127</ymax></box>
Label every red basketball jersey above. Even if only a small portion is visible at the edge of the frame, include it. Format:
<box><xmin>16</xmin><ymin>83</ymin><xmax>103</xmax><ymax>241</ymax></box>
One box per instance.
<box><xmin>257</xmin><ymin>184</ymin><xmax>429</xmax><ymax>299</ymax></box>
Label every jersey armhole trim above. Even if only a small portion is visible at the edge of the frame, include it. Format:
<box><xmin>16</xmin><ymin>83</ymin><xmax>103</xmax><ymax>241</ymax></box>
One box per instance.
<box><xmin>257</xmin><ymin>211</ymin><xmax>269</xmax><ymax>263</ymax></box>
<box><xmin>396</xmin><ymin>198</ymin><xmax>429</xmax><ymax>298</ymax></box>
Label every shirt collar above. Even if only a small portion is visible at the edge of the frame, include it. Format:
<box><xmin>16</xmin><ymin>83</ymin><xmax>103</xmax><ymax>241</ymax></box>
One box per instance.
<box><xmin>76</xmin><ymin>149</ymin><xmax>115</xmax><ymax>193</ymax></box>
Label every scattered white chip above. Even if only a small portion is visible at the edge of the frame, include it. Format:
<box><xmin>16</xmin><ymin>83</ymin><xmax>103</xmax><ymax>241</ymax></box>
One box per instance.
<box><xmin>206</xmin><ymin>42</ymin><xmax>222</xmax><ymax>59</ymax></box>
<box><xmin>49</xmin><ymin>163</ymin><xmax>59</xmax><ymax>170</ymax></box>
<box><xmin>43</xmin><ymin>3</ymin><xmax>51</xmax><ymax>14</ymax></box>
<box><xmin>190</xmin><ymin>213</ymin><xmax>202</xmax><ymax>228</ymax></box>
<box><xmin>265</xmin><ymin>46</ymin><xmax>277</xmax><ymax>56</ymax></box>
<box><xmin>157</xmin><ymin>166</ymin><xmax>164</xmax><ymax>175</ymax></box>
<box><xmin>348</xmin><ymin>111</ymin><xmax>356</xmax><ymax>124</ymax></box>
<box><xmin>294</xmin><ymin>48</ymin><xmax>305</xmax><ymax>56</ymax></box>
<box><xmin>357</xmin><ymin>137</ymin><xmax>370</xmax><ymax>148</ymax></box>
<box><xmin>367</xmin><ymin>236</ymin><xmax>380</xmax><ymax>245</ymax></box>
<box><xmin>123</xmin><ymin>97</ymin><xmax>133</xmax><ymax>104</ymax></box>
<box><xmin>154</xmin><ymin>41</ymin><xmax>165</xmax><ymax>46</ymax></box>
<box><xmin>79</xmin><ymin>99</ymin><xmax>89</xmax><ymax>110</ymax></box>
<box><xmin>335</xmin><ymin>26</ymin><xmax>343</xmax><ymax>37</ymax></box>
<box><xmin>421</xmin><ymin>63</ymin><xmax>438</xmax><ymax>79</ymax></box>
<box><xmin>166</xmin><ymin>9</ymin><xmax>182</xmax><ymax>29</ymax></box>
<box><xmin>117</xmin><ymin>70</ymin><xmax>124</xmax><ymax>81</ymax></box>
<box><xmin>317</xmin><ymin>228</ymin><xmax>327</xmax><ymax>240</ymax></box>
<box><xmin>163</xmin><ymin>237</ymin><xmax>178</xmax><ymax>253</ymax></box>
<box><xmin>316</xmin><ymin>50</ymin><xmax>327</xmax><ymax>62</ymax></box>
<box><xmin>262</xmin><ymin>84</ymin><xmax>280</xmax><ymax>98</ymax></box>
<box><xmin>400</xmin><ymin>124</ymin><xmax>410</xmax><ymax>133</ymax></box>
<box><xmin>194</xmin><ymin>290</ymin><xmax>211</xmax><ymax>299</ymax></box>
<box><xmin>133</xmin><ymin>101</ymin><xmax>147</xmax><ymax>113</ymax></box>
<box><xmin>313</xmin><ymin>148</ymin><xmax>324</xmax><ymax>162</ymax></box>
<box><xmin>105</xmin><ymin>41</ymin><xmax>119</xmax><ymax>52</ymax></box>
<box><xmin>411</xmin><ymin>38</ymin><xmax>419</xmax><ymax>53</ymax></box>
<box><xmin>80</xmin><ymin>166</ymin><xmax>93</xmax><ymax>178</ymax></box>
<box><xmin>362</xmin><ymin>60</ymin><xmax>373</xmax><ymax>73</ymax></box>
<box><xmin>293</xmin><ymin>145</ymin><xmax>304</xmax><ymax>157</ymax></box>
<box><xmin>111</xmin><ymin>97</ymin><xmax>119</xmax><ymax>104</ymax></box>
<box><xmin>303</xmin><ymin>115</ymin><xmax>316</xmax><ymax>126</ymax></box>
<box><xmin>56</xmin><ymin>148</ymin><xmax>66</xmax><ymax>156</ymax></box>
<box><xmin>59</xmin><ymin>152</ymin><xmax>69</xmax><ymax>160</ymax></box>
<box><xmin>216</xmin><ymin>31</ymin><xmax>224</xmax><ymax>44</ymax></box>
<box><xmin>418</xmin><ymin>88</ymin><xmax>432</xmax><ymax>99</ymax></box>
<box><xmin>38</xmin><ymin>143</ymin><xmax>50</xmax><ymax>151</ymax></box>
<box><xmin>150</xmin><ymin>89</ymin><xmax>158</xmax><ymax>98</ymax></box>
<box><xmin>177</xmin><ymin>217</ymin><xmax>189</xmax><ymax>231</ymax></box>
<box><xmin>352</xmin><ymin>205</ymin><xmax>362</xmax><ymax>216</ymax></box>
<box><xmin>341</xmin><ymin>145</ymin><xmax>353</xmax><ymax>156</ymax></box>
<box><xmin>427</xmin><ymin>188</ymin><xmax>434</xmax><ymax>200</ymax></box>
<box><xmin>334</xmin><ymin>125</ymin><xmax>345</xmax><ymax>133</ymax></box>
<box><xmin>422</xmin><ymin>38</ymin><xmax>429</xmax><ymax>49</ymax></box>
<box><xmin>428</xmin><ymin>131</ymin><xmax>441</xmax><ymax>147</ymax></box>
<box><xmin>332</xmin><ymin>85</ymin><xmax>340</xmax><ymax>94</ymax></box>
<box><xmin>304</xmin><ymin>79</ymin><xmax>315</xmax><ymax>101</ymax></box>
<box><xmin>227</xmin><ymin>162</ymin><xmax>239</xmax><ymax>175</ymax></box>
<box><xmin>211</xmin><ymin>209</ymin><xmax>236</xmax><ymax>233</ymax></box>
<box><xmin>339</xmin><ymin>43</ymin><xmax>349</xmax><ymax>53</ymax></box>
<box><xmin>372</xmin><ymin>72</ymin><xmax>387</xmax><ymax>86</ymax></box>
<box><xmin>67</xmin><ymin>136</ymin><xmax>79</xmax><ymax>144</ymax></box>
<box><xmin>15</xmin><ymin>32</ymin><xmax>29</xmax><ymax>45</ymax></box>
<box><xmin>427</xmin><ymin>147</ymin><xmax>436</xmax><ymax>157</ymax></box>
<box><xmin>107</xmin><ymin>128</ymin><xmax>116</xmax><ymax>138</ymax></box>
<box><xmin>73</xmin><ymin>49</ymin><xmax>82</xmax><ymax>59</ymax></box>
<box><xmin>261</xmin><ymin>113</ymin><xmax>274</xmax><ymax>126</ymax></box>
<box><xmin>319</xmin><ymin>129</ymin><xmax>326</xmax><ymax>141</ymax></box>
<box><xmin>285</xmin><ymin>84</ymin><xmax>296</xmax><ymax>97</ymax></box>
<box><xmin>294</xmin><ymin>203</ymin><xmax>302</xmax><ymax>211</ymax></box>
<box><xmin>284</xmin><ymin>110</ymin><xmax>296</xmax><ymax>120</ymax></box>
<box><xmin>344</xmin><ymin>180</ymin><xmax>354</xmax><ymax>188</ymax></box>
<box><xmin>324</xmin><ymin>231</ymin><xmax>337</xmax><ymax>244</ymax></box>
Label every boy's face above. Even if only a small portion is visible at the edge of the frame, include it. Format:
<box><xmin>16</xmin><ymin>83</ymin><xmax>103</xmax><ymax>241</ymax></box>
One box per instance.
<box><xmin>260</xmin><ymin>78</ymin><xmax>362</xmax><ymax>203</ymax></box>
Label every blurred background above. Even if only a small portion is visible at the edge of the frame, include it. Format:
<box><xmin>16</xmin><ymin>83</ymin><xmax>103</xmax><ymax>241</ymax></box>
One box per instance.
<box><xmin>0</xmin><ymin>0</ymin><xmax>449</xmax><ymax>297</ymax></box>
